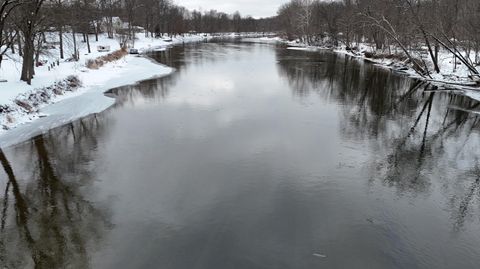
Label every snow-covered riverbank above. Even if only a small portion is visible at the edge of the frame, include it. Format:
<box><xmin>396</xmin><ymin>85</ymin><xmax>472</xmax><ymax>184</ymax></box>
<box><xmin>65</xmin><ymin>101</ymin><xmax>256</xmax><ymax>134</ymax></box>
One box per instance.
<box><xmin>244</xmin><ymin>36</ymin><xmax>480</xmax><ymax>101</ymax></box>
<box><xmin>0</xmin><ymin>32</ymin><xmax>224</xmax><ymax>146</ymax></box>
<box><xmin>1</xmin><ymin>33</ymin><xmax>215</xmax><ymax>129</ymax></box>
<box><xmin>0</xmin><ymin>32</ymin><xmax>275</xmax><ymax>147</ymax></box>
<box><xmin>0</xmin><ymin>54</ymin><xmax>174</xmax><ymax>147</ymax></box>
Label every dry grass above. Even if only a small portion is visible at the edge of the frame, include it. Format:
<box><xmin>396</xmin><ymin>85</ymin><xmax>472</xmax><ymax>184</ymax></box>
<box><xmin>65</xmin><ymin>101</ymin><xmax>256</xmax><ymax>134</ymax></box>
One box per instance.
<box><xmin>363</xmin><ymin>51</ymin><xmax>409</xmax><ymax>62</ymax></box>
<box><xmin>86</xmin><ymin>48</ymin><xmax>128</xmax><ymax>69</ymax></box>
<box><xmin>65</xmin><ymin>75</ymin><xmax>81</xmax><ymax>88</ymax></box>
<box><xmin>1</xmin><ymin>76</ymin><xmax>82</xmax><ymax>130</ymax></box>
<box><xmin>10</xmin><ymin>76</ymin><xmax>82</xmax><ymax>115</ymax></box>
<box><xmin>0</xmin><ymin>105</ymin><xmax>11</xmax><ymax>114</ymax></box>
<box><xmin>6</xmin><ymin>115</ymin><xmax>13</xmax><ymax>123</ymax></box>
<box><xmin>362</xmin><ymin>51</ymin><xmax>425</xmax><ymax>72</ymax></box>
<box><xmin>15</xmin><ymin>100</ymin><xmax>33</xmax><ymax>112</ymax></box>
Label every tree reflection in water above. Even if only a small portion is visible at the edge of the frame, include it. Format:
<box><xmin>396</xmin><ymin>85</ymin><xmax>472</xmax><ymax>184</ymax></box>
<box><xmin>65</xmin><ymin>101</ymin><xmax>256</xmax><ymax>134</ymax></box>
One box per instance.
<box><xmin>0</xmin><ymin>115</ymin><xmax>111</xmax><ymax>269</ymax></box>
<box><xmin>276</xmin><ymin>48</ymin><xmax>480</xmax><ymax>230</ymax></box>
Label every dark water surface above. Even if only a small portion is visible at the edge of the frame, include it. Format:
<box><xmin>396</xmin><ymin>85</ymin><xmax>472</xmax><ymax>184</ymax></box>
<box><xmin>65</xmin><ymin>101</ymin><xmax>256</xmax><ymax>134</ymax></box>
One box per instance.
<box><xmin>1</xmin><ymin>42</ymin><xmax>480</xmax><ymax>269</ymax></box>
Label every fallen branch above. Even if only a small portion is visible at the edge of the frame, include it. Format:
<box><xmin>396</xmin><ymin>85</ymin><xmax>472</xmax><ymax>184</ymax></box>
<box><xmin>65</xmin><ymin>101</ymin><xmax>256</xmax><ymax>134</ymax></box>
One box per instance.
<box><xmin>430</xmin><ymin>34</ymin><xmax>479</xmax><ymax>75</ymax></box>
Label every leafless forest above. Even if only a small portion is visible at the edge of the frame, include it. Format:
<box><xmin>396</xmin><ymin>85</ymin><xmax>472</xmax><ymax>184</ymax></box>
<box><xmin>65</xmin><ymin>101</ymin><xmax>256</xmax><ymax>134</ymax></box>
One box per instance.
<box><xmin>277</xmin><ymin>0</ymin><xmax>480</xmax><ymax>80</ymax></box>
<box><xmin>2</xmin><ymin>0</ymin><xmax>480</xmax><ymax>84</ymax></box>
<box><xmin>0</xmin><ymin>0</ymin><xmax>276</xmax><ymax>83</ymax></box>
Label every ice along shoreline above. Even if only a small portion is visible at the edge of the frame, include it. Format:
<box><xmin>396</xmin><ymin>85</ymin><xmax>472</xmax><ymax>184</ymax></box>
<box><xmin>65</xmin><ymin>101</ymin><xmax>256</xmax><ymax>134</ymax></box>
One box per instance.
<box><xmin>0</xmin><ymin>34</ymin><xmax>210</xmax><ymax>147</ymax></box>
<box><xmin>0</xmin><ymin>33</ymin><xmax>274</xmax><ymax>148</ymax></box>
<box><xmin>0</xmin><ymin>53</ymin><xmax>175</xmax><ymax>148</ymax></box>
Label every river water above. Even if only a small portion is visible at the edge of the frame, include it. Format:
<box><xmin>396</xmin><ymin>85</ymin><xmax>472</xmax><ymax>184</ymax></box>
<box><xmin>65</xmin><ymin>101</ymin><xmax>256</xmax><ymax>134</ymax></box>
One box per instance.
<box><xmin>1</xmin><ymin>42</ymin><xmax>480</xmax><ymax>268</ymax></box>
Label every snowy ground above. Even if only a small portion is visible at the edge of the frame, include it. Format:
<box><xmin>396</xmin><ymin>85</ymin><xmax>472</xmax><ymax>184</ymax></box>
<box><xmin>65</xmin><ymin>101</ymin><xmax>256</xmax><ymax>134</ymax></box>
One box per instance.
<box><xmin>0</xmin><ymin>33</ymin><xmax>200</xmax><ymax>104</ymax></box>
<box><xmin>242</xmin><ymin>36</ymin><xmax>283</xmax><ymax>44</ymax></box>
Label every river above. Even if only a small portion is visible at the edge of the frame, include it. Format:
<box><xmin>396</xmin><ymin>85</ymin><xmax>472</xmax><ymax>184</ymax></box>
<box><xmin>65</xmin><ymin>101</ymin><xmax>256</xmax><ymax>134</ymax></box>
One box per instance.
<box><xmin>1</xmin><ymin>42</ymin><xmax>480</xmax><ymax>268</ymax></box>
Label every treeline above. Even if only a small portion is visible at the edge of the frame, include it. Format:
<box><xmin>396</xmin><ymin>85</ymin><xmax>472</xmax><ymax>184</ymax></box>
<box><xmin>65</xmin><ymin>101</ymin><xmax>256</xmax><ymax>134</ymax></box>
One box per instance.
<box><xmin>0</xmin><ymin>0</ymin><xmax>277</xmax><ymax>84</ymax></box>
<box><xmin>277</xmin><ymin>0</ymin><xmax>480</xmax><ymax>78</ymax></box>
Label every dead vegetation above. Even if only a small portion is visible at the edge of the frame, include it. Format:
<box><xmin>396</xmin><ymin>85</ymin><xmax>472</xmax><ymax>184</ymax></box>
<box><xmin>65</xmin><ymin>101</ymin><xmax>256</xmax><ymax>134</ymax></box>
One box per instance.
<box><xmin>1</xmin><ymin>76</ymin><xmax>82</xmax><ymax>130</ymax></box>
<box><xmin>86</xmin><ymin>48</ymin><xmax>128</xmax><ymax>69</ymax></box>
<box><xmin>15</xmin><ymin>75</ymin><xmax>81</xmax><ymax>113</ymax></box>
<box><xmin>361</xmin><ymin>51</ymin><xmax>426</xmax><ymax>73</ymax></box>
<box><xmin>363</xmin><ymin>52</ymin><xmax>409</xmax><ymax>62</ymax></box>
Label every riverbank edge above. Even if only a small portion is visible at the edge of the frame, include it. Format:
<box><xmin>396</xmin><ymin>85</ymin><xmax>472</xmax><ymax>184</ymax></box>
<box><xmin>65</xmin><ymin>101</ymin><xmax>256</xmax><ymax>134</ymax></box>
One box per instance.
<box><xmin>0</xmin><ymin>53</ymin><xmax>174</xmax><ymax>133</ymax></box>
<box><xmin>0</xmin><ymin>34</ymin><xmax>208</xmax><ymax>141</ymax></box>
<box><xmin>244</xmin><ymin>37</ymin><xmax>480</xmax><ymax>99</ymax></box>
<box><xmin>0</xmin><ymin>33</ymin><xmax>276</xmax><ymax>146</ymax></box>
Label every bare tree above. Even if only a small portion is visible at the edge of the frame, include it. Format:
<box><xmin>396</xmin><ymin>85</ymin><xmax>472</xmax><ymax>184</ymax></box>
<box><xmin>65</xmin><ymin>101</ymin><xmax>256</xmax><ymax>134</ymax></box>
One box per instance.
<box><xmin>0</xmin><ymin>0</ymin><xmax>22</xmax><ymax>67</ymax></box>
<box><xmin>16</xmin><ymin>0</ymin><xmax>45</xmax><ymax>84</ymax></box>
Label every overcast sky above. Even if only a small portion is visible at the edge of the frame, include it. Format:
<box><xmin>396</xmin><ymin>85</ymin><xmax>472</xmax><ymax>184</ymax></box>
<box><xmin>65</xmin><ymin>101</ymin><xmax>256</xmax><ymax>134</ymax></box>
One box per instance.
<box><xmin>177</xmin><ymin>0</ymin><xmax>287</xmax><ymax>18</ymax></box>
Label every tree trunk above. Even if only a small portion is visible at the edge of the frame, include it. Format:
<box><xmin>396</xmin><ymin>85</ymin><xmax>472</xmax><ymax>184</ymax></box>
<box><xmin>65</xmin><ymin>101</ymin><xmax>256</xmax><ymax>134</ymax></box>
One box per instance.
<box><xmin>34</xmin><ymin>36</ymin><xmax>43</xmax><ymax>68</ymax></box>
<box><xmin>95</xmin><ymin>23</ymin><xmax>99</xmax><ymax>41</ymax></box>
<box><xmin>21</xmin><ymin>34</ymin><xmax>34</xmax><ymax>84</ymax></box>
<box><xmin>373</xmin><ymin>31</ymin><xmax>383</xmax><ymax>50</ymax></box>
<box><xmin>59</xmin><ymin>26</ymin><xmax>64</xmax><ymax>59</ymax></box>
<box><xmin>72</xmin><ymin>31</ymin><xmax>78</xmax><ymax>61</ymax></box>
<box><xmin>107</xmin><ymin>16</ymin><xmax>113</xmax><ymax>38</ymax></box>
<box><xmin>9</xmin><ymin>32</ymin><xmax>15</xmax><ymax>54</ymax></box>
<box><xmin>421</xmin><ymin>30</ymin><xmax>440</xmax><ymax>73</ymax></box>
<box><xmin>86</xmin><ymin>33</ymin><xmax>91</xmax><ymax>53</ymax></box>
<box><xmin>30</xmin><ymin>41</ymin><xmax>35</xmax><ymax>77</ymax></box>
<box><xmin>475</xmin><ymin>47</ymin><xmax>479</xmax><ymax>65</ymax></box>
<box><xmin>17</xmin><ymin>32</ymin><xmax>22</xmax><ymax>57</ymax></box>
